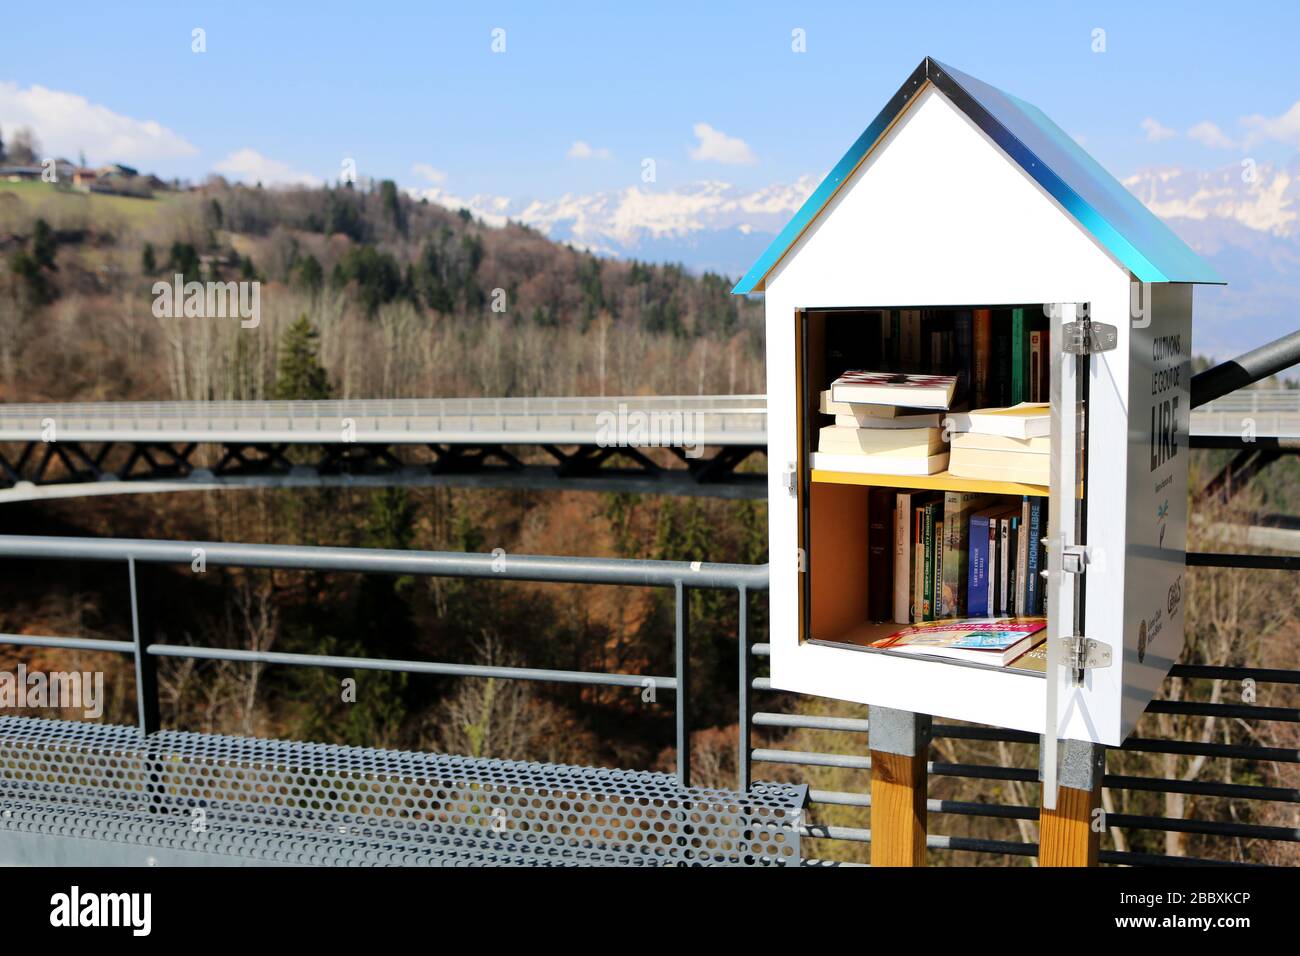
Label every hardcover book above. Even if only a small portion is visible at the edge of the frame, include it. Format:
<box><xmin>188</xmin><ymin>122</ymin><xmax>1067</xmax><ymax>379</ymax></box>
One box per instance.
<box><xmin>830</xmin><ymin>370</ymin><xmax>958</xmax><ymax>409</ymax></box>
<box><xmin>940</xmin><ymin>492</ymin><xmax>994</xmax><ymax>617</ymax></box>
<box><xmin>867</xmin><ymin>489</ymin><xmax>895</xmax><ymax>622</ymax></box>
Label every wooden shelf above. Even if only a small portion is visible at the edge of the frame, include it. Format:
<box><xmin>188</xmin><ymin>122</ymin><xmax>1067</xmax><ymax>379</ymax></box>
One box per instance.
<box><xmin>810</xmin><ymin>468</ymin><xmax>1049</xmax><ymax>497</ymax></box>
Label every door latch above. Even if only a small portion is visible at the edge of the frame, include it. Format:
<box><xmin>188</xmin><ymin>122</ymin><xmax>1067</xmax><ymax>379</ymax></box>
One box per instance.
<box><xmin>783</xmin><ymin>464</ymin><xmax>797</xmax><ymax>498</ymax></box>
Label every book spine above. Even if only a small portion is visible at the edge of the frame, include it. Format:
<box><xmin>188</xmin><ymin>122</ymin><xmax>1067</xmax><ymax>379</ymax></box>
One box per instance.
<box><xmin>868</xmin><ymin>489</ymin><xmax>894</xmax><ymax>622</ymax></box>
<box><xmin>972</xmin><ymin>308</ymin><xmax>992</xmax><ymax>409</ymax></box>
<box><xmin>913</xmin><ymin>506</ymin><xmax>925</xmax><ymax>623</ymax></box>
<box><xmin>932</xmin><ymin>519</ymin><xmax>944</xmax><ymax>620</ymax></box>
<box><xmin>890</xmin><ymin>310</ymin><xmax>901</xmax><ymax>368</ymax></box>
<box><xmin>999</xmin><ymin>517</ymin><xmax>1011</xmax><ymax>615</ymax></box>
<box><xmin>1016</xmin><ymin>497</ymin><xmax>1031</xmax><ymax>614</ymax></box>
<box><xmin>993</xmin><ymin>314</ymin><xmax>1012</xmax><ymax>407</ymax></box>
<box><xmin>1008</xmin><ymin>516</ymin><xmax>1020</xmax><ymax>615</ymax></box>
<box><xmin>952</xmin><ymin>309</ymin><xmax>972</xmax><ymax>406</ymax></box>
<box><xmin>922</xmin><ymin>505</ymin><xmax>936</xmax><ymax>621</ymax></box>
<box><xmin>987</xmin><ymin>520</ymin><xmax>998</xmax><ymax>616</ymax></box>
<box><xmin>1011</xmin><ymin>307</ymin><xmax>1026</xmax><ymax>405</ymax></box>
<box><xmin>1026</xmin><ymin>496</ymin><xmax>1044</xmax><ymax>616</ymax></box>
<box><xmin>893</xmin><ymin>492</ymin><xmax>913</xmax><ymax>624</ymax></box>
<box><xmin>968</xmin><ymin>513</ymin><xmax>990</xmax><ymax>617</ymax></box>
<box><xmin>1030</xmin><ymin>330</ymin><xmax>1043</xmax><ymax>403</ymax></box>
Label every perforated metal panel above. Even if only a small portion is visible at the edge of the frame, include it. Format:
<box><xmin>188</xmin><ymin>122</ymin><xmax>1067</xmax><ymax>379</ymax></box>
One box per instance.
<box><xmin>0</xmin><ymin>717</ymin><xmax>805</xmax><ymax>866</ymax></box>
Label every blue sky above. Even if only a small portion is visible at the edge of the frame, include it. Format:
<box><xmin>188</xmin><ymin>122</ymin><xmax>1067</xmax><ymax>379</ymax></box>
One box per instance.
<box><xmin>2</xmin><ymin>1</ymin><xmax>1298</xmax><ymax>199</ymax></box>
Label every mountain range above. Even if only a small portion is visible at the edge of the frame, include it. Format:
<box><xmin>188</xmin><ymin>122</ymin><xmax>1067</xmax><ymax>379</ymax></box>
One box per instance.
<box><xmin>417</xmin><ymin>158</ymin><xmax>1300</xmax><ymax>360</ymax></box>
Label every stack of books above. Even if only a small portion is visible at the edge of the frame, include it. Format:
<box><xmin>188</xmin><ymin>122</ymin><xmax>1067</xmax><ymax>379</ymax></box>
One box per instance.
<box><xmin>812</xmin><ymin>371</ymin><xmax>957</xmax><ymax>476</ymax></box>
<box><xmin>947</xmin><ymin>403</ymin><xmax>1051</xmax><ymax>486</ymax></box>
<box><xmin>867</xmin><ymin>617</ymin><xmax>1047</xmax><ymax>667</ymax></box>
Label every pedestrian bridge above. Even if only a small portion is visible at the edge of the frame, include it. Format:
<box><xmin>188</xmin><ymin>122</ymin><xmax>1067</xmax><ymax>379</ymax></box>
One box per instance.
<box><xmin>0</xmin><ymin>391</ymin><xmax>1294</xmax><ymax>502</ymax></box>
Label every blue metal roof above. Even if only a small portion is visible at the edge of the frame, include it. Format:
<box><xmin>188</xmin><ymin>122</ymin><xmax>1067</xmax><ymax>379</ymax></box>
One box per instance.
<box><xmin>732</xmin><ymin>57</ymin><xmax>1223</xmax><ymax>294</ymax></box>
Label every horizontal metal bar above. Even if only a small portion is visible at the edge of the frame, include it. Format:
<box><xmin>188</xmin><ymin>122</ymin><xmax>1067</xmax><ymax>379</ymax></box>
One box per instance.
<box><xmin>752</xmin><ymin>712</ymin><xmax>870</xmax><ymax>733</ymax></box>
<box><xmin>808</xmin><ymin>789</ymin><xmax>871</xmax><ymax>808</ymax></box>
<box><xmin>800</xmin><ymin>823</ymin><xmax>871</xmax><ymax>843</ymax></box>
<box><xmin>927</xmin><ymin>835</ymin><xmax>1038</xmax><ymax>856</ymax></box>
<box><xmin>1104</xmin><ymin>773</ymin><xmax>1299</xmax><ymax>804</ymax></box>
<box><xmin>0</xmin><ymin>633</ymin><xmax>135</xmax><ymax>654</ymax></box>
<box><xmin>0</xmin><ymin>535</ymin><xmax>770</xmax><ymax>590</ymax></box>
<box><xmin>929</xmin><ymin>799</ymin><xmax>1038</xmax><ymax>821</ymax></box>
<box><xmin>1121</xmin><ymin>736</ymin><xmax>1299</xmax><ymax>762</ymax></box>
<box><xmin>1186</xmin><ymin>551</ymin><xmax>1300</xmax><ymax>571</ymax></box>
<box><xmin>1100</xmin><ymin>849</ymin><xmax>1261</xmax><ymax>868</ymax></box>
<box><xmin>1145</xmin><ymin>699</ymin><xmax>1299</xmax><ymax>722</ymax></box>
<box><xmin>1189</xmin><ymin>434</ymin><xmax>1300</xmax><ymax>451</ymax></box>
<box><xmin>930</xmin><ymin>761</ymin><xmax>1038</xmax><ymax>783</ymax></box>
<box><xmin>933</xmin><ymin>724</ymin><xmax>1039</xmax><ymax>744</ymax></box>
<box><xmin>751</xmin><ymin>748</ymin><xmax>871</xmax><ymax>771</ymax></box>
<box><xmin>147</xmin><ymin>643</ymin><xmax>675</xmax><ymax>690</ymax></box>
<box><xmin>1105</xmin><ymin>813</ymin><xmax>1299</xmax><ymax>842</ymax></box>
<box><xmin>750</xmin><ymin>643</ymin><xmax>770</xmax><ymax>656</ymax></box>
<box><xmin>1169</xmin><ymin>663</ymin><xmax>1300</xmax><ymax>684</ymax></box>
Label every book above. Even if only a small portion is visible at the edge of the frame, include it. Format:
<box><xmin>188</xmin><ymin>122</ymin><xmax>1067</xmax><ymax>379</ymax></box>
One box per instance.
<box><xmin>820</xmin><ymin>391</ymin><xmax>941</xmax><ymax>424</ymax></box>
<box><xmin>1007</xmin><ymin>638</ymin><xmax>1048</xmax><ymax>673</ymax></box>
<box><xmin>817</xmin><ymin>424</ymin><xmax>946</xmax><ymax>456</ymax></box>
<box><xmin>986</xmin><ymin>515</ymin><xmax>998</xmax><ymax>617</ymax></box>
<box><xmin>868</xmin><ymin>489</ymin><xmax>895</xmax><ymax>622</ymax></box>
<box><xmin>945</xmin><ymin>403</ymin><xmax>1050</xmax><ymax>439</ymax></box>
<box><xmin>913</xmin><ymin>505</ymin><xmax>926</xmax><ymax>624</ymax></box>
<box><xmin>894</xmin><ymin>490</ymin><xmax>928</xmax><ymax>624</ymax></box>
<box><xmin>998</xmin><ymin>516</ymin><xmax>1013</xmax><ymax>615</ymax></box>
<box><xmin>1015</xmin><ymin>497</ymin><xmax>1031</xmax><ymax>614</ymax></box>
<box><xmin>972</xmin><ymin>308</ymin><xmax>992</xmax><ymax>409</ymax></box>
<box><xmin>993</xmin><ymin>312</ymin><xmax>1012</xmax><ymax>407</ymax></box>
<box><xmin>811</xmin><ymin>451</ymin><xmax>950</xmax><ymax>477</ymax></box>
<box><xmin>949</xmin><ymin>447</ymin><xmax>1050</xmax><ymax>486</ymax></box>
<box><xmin>868</xmin><ymin>617</ymin><xmax>1048</xmax><ymax>666</ymax></box>
<box><xmin>921</xmin><ymin>501</ymin><xmax>941</xmax><ymax>621</ymax></box>
<box><xmin>1006</xmin><ymin>515</ymin><xmax>1019</xmax><ymax>615</ymax></box>
<box><xmin>940</xmin><ymin>492</ymin><xmax>994</xmax><ymax>617</ymax></box>
<box><xmin>1025</xmin><ymin>496</ymin><xmax>1045</xmax><ymax>616</ymax></box>
<box><xmin>932</xmin><ymin>518</ymin><xmax>944</xmax><ymax>621</ymax></box>
<box><xmin>830</xmin><ymin>370</ymin><xmax>958</xmax><ymax>409</ymax></box>
<box><xmin>1030</xmin><ymin>330</ymin><xmax>1046</xmax><ymax>402</ymax></box>
<box><xmin>900</xmin><ymin>309</ymin><xmax>923</xmax><ymax>372</ymax></box>
<box><xmin>967</xmin><ymin>505</ymin><xmax>1006</xmax><ymax>617</ymax></box>
<box><xmin>952</xmin><ymin>309</ymin><xmax>972</xmax><ymax>406</ymax></box>
<box><xmin>1011</xmin><ymin>307</ymin><xmax>1028</xmax><ymax>405</ymax></box>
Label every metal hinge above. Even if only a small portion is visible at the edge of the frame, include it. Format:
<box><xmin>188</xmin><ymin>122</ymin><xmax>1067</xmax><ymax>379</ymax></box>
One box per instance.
<box><xmin>1061</xmin><ymin>319</ymin><xmax>1117</xmax><ymax>354</ymax></box>
<box><xmin>783</xmin><ymin>464</ymin><xmax>797</xmax><ymax>498</ymax></box>
<box><xmin>1061</xmin><ymin>636</ymin><xmax>1112</xmax><ymax>684</ymax></box>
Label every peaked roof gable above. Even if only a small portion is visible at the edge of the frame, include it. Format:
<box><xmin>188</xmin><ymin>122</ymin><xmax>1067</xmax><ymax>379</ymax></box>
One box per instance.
<box><xmin>732</xmin><ymin>57</ymin><xmax>1223</xmax><ymax>294</ymax></box>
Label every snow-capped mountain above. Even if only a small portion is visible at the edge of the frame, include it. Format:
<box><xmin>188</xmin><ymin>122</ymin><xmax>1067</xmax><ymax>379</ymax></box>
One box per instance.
<box><xmin>412</xmin><ymin>177</ymin><xmax>818</xmax><ymax>277</ymax></box>
<box><xmin>418</xmin><ymin>159</ymin><xmax>1300</xmax><ymax>360</ymax></box>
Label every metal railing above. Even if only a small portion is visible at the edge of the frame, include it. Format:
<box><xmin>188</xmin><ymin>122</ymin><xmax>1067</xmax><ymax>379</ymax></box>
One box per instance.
<box><xmin>0</xmin><ymin>534</ymin><xmax>767</xmax><ymax>790</ymax></box>
<box><xmin>0</xmin><ymin>533</ymin><xmax>1295</xmax><ymax>865</ymax></box>
<box><xmin>0</xmin><ymin>395</ymin><xmax>769</xmax><ymax>445</ymax></box>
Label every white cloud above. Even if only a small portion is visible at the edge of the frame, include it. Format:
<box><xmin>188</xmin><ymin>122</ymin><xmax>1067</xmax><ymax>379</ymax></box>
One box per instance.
<box><xmin>688</xmin><ymin>122</ymin><xmax>756</xmax><ymax>165</ymax></box>
<box><xmin>0</xmin><ymin>81</ymin><xmax>197</xmax><ymax>165</ymax></box>
<box><xmin>1141</xmin><ymin>117</ymin><xmax>1177</xmax><ymax>143</ymax></box>
<box><xmin>1187</xmin><ymin>121</ymin><xmax>1238</xmax><ymax>150</ymax></box>
<box><xmin>411</xmin><ymin>162</ymin><xmax>447</xmax><ymax>184</ymax></box>
<box><xmin>1242</xmin><ymin>100</ymin><xmax>1300</xmax><ymax>150</ymax></box>
<box><xmin>213</xmin><ymin>148</ymin><xmax>322</xmax><ymax>187</ymax></box>
<box><xmin>567</xmin><ymin>140</ymin><xmax>612</xmax><ymax>160</ymax></box>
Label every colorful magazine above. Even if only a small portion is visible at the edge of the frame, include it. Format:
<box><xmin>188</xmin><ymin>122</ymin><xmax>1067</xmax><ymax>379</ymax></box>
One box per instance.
<box><xmin>868</xmin><ymin>617</ymin><xmax>1047</xmax><ymax>666</ymax></box>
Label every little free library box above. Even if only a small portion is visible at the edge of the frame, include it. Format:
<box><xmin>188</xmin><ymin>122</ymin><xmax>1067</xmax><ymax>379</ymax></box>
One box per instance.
<box><xmin>733</xmin><ymin>57</ymin><xmax>1223</xmax><ymax>748</ymax></box>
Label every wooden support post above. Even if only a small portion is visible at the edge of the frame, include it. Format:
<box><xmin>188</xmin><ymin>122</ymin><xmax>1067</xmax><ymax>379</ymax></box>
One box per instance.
<box><xmin>868</xmin><ymin>706</ymin><xmax>930</xmax><ymax>867</ymax></box>
<box><xmin>1039</xmin><ymin>738</ymin><xmax>1105</xmax><ymax>867</ymax></box>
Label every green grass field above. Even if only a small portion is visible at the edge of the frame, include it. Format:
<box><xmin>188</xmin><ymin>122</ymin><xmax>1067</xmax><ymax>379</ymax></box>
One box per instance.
<box><xmin>0</xmin><ymin>179</ymin><xmax>179</xmax><ymax>227</ymax></box>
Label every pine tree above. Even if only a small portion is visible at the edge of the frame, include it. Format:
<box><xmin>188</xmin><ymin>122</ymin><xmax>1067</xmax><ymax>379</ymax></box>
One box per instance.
<box><xmin>273</xmin><ymin>315</ymin><xmax>332</xmax><ymax>400</ymax></box>
<box><xmin>141</xmin><ymin>242</ymin><xmax>156</xmax><ymax>275</ymax></box>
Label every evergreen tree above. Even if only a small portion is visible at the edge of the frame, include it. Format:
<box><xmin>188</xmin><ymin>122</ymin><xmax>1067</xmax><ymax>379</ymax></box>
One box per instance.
<box><xmin>141</xmin><ymin>242</ymin><xmax>156</xmax><ymax>274</ymax></box>
<box><xmin>296</xmin><ymin>254</ymin><xmax>323</xmax><ymax>291</ymax></box>
<box><xmin>273</xmin><ymin>315</ymin><xmax>332</xmax><ymax>400</ymax></box>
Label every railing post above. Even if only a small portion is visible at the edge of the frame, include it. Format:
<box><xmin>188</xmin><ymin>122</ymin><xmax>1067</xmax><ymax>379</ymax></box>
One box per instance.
<box><xmin>736</xmin><ymin>585</ymin><xmax>751</xmax><ymax>792</ymax></box>
<box><xmin>868</xmin><ymin>705</ymin><xmax>931</xmax><ymax>866</ymax></box>
<box><xmin>1038</xmin><ymin>738</ymin><xmax>1105</xmax><ymax>866</ymax></box>
<box><xmin>127</xmin><ymin>557</ymin><xmax>160</xmax><ymax>737</ymax></box>
<box><xmin>674</xmin><ymin>579</ymin><xmax>691</xmax><ymax>788</ymax></box>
